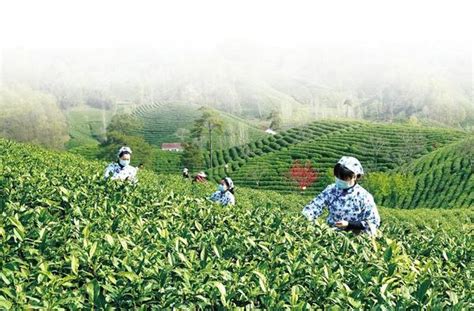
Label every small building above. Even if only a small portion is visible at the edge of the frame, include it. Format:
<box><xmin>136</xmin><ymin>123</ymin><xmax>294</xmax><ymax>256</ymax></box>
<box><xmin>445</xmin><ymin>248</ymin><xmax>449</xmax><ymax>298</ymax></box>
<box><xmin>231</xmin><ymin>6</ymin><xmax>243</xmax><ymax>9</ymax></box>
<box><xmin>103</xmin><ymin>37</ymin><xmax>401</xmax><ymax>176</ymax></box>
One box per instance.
<box><xmin>265</xmin><ymin>128</ymin><xmax>277</xmax><ymax>135</ymax></box>
<box><xmin>161</xmin><ymin>143</ymin><xmax>183</xmax><ymax>152</ymax></box>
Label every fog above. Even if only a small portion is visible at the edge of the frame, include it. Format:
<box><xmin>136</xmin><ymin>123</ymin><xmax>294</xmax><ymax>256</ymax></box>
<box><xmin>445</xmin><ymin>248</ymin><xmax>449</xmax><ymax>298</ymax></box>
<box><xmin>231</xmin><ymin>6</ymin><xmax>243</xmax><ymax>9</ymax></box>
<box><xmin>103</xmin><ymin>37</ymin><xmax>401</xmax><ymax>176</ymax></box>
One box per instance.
<box><xmin>0</xmin><ymin>0</ymin><xmax>472</xmax><ymax>128</ymax></box>
<box><xmin>1</xmin><ymin>0</ymin><xmax>471</xmax><ymax>48</ymax></box>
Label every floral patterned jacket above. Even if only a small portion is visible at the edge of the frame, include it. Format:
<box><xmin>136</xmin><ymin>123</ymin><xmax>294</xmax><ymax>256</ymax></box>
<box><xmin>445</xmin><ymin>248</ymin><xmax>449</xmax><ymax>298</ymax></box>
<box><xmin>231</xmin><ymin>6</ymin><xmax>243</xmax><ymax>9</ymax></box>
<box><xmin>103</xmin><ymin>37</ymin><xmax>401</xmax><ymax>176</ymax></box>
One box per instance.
<box><xmin>302</xmin><ymin>183</ymin><xmax>380</xmax><ymax>235</ymax></box>
<box><xmin>209</xmin><ymin>190</ymin><xmax>235</xmax><ymax>206</ymax></box>
<box><xmin>104</xmin><ymin>163</ymin><xmax>138</xmax><ymax>182</ymax></box>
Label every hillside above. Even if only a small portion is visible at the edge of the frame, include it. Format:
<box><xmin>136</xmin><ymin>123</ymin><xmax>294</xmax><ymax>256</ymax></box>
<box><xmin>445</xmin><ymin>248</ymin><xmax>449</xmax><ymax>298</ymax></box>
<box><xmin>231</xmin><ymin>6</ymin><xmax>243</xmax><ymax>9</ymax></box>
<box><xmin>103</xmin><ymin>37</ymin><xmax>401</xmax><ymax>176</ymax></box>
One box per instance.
<box><xmin>207</xmin><ymin>120</ymin><xmax>468</xmax><ymax>194</ymax></box>
<box><xmin>65</xmin><ymin>103</ymin><xmax>267</xmax><ymax>173</ymax></box>
<box><xmin>131</xmin><ymin>102</ymin><xmax>267</xmax><ymax>149</ymax></box>
<box><xmin>0</xmin><ymin>138</ymin><xmax>472</xmax><ymax>308</ymax></box>
<box><xmin>65</xmin><ymin>106</ymin><xmax>113</xmax><ymax>149</ymax></box>
<box><xmin>377</xmin><ymin>138</ymin><xmax>473</xmax><ymax>209</ymax></box>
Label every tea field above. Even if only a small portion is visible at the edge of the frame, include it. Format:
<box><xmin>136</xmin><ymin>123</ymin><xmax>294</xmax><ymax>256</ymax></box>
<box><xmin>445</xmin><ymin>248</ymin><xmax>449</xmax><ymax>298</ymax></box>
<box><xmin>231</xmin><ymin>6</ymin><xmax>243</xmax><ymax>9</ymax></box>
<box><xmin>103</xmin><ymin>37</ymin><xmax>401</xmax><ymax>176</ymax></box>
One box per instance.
<box><xmin>131</xmin><ymin>102</ymin><xmax>266</xmax><ymax>149</ymax></box>
<box><xmin>0</xmin><ymin>138</ymin><xmax>472</xmax><ymax>309</ymax></box>
<box><xmin>206</xmin><ymin>120</ymin><xmax>468</xmax><ymax>195</ymax></box>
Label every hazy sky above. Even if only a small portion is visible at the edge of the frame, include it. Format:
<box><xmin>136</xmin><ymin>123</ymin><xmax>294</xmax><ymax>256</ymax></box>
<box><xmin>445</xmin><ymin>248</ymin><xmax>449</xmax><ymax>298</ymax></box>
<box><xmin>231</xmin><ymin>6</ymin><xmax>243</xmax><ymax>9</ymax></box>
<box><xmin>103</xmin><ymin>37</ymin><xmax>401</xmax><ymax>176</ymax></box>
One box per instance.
<box><xmin>1</xmin><ymin>0</ymin><xmax>472</xmax><ymax>49</ymax></box>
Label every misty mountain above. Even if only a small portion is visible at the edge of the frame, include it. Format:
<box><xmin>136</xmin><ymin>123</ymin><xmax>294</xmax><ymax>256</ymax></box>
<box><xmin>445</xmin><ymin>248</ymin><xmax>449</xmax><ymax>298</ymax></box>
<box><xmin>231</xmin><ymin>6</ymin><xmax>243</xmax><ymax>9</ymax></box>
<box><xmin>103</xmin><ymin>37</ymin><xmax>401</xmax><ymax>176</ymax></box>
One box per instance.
<box><xmin>1</xmin><ymin>42</ymin><xmax>472</xmax><ymax>128</ymax></box>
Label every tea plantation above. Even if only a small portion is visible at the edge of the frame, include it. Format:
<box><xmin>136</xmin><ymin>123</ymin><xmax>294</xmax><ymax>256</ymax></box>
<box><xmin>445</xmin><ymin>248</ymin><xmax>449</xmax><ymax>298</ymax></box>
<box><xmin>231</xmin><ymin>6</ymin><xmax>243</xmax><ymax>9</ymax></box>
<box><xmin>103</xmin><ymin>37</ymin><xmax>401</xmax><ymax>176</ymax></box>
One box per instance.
<box><xmin>207</xmin><ymin>121</ymin><xmax>468</xmax><ymax>195</ymax></box>
<box><xmin>0</xmin><ymin>138</ymin><xmax>472</xmax><ymax>309</ymax></box>
<box><xmin>131</xmin><ymin>102</ymin><xmax>266</xmax><ymax>149</ymax></box>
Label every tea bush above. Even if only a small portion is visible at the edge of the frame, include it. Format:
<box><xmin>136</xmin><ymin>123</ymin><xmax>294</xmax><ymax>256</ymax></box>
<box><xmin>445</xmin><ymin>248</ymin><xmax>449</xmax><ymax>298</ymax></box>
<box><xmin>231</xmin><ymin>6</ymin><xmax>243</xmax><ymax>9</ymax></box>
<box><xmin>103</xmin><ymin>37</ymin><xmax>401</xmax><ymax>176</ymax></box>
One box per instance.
<box><xmin>0</xmin><ymin>139</ymin><xmax>472</xmax><ymax>309</ymax></box>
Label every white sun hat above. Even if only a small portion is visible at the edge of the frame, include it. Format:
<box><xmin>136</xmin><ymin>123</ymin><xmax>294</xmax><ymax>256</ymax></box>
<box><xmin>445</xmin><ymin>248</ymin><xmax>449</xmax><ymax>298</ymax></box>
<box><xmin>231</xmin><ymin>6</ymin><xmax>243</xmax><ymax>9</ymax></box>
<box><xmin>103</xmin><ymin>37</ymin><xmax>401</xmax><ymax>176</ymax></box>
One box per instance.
<box><xmin>224</xmin><ymin>177</ymin><xmax>234</xmax><ymax>189</ymax></box>
<box><xmin>117</xmin><ymin>146</ymin><xmax>132</xmax><ymax>157</ymax></box>
<box><xmin>337</xmin><ymin>156</ymin><xmax>364</xmax><ymax>176</ymax></box>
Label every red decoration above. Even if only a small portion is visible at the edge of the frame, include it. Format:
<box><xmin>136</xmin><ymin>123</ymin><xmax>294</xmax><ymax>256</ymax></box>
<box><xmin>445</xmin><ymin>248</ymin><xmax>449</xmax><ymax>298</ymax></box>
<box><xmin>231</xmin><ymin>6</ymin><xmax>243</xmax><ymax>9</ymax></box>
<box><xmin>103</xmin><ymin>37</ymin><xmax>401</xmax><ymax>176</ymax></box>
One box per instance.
<box><xmin>288</xmin><ymin>160</ymin><xmax>318</xmax><ymax>191</ymax></box>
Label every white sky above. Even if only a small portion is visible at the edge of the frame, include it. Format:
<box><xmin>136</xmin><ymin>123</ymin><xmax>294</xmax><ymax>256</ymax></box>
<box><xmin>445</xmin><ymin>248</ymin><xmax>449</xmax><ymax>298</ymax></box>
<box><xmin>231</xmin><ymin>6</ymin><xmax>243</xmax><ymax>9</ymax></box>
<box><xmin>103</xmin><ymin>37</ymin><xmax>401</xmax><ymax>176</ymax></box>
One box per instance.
<box><xmin>0</xmin><ymin>0</ymin><xmax>472</xmax><ymax>49</ymax></box>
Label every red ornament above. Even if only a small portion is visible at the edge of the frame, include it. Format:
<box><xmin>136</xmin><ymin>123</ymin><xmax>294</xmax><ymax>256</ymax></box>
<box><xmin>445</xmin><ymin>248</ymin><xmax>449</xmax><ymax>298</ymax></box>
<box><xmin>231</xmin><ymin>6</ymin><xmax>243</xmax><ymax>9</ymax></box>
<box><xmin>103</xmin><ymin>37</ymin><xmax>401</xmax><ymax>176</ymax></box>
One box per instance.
<box><xmin>288</xmin><ymin>160</ymin><xmax>318</xmax><ymax>191</ymax></box>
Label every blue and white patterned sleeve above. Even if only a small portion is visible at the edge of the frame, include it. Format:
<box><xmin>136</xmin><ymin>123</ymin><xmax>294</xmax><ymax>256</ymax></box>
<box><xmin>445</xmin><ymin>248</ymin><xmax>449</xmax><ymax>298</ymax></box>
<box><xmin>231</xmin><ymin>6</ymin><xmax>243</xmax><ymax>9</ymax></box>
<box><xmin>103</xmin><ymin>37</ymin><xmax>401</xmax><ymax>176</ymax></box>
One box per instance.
<box><xmin>360</xmin><ymin>193</ymin><xmax>381</xmax><ymax>235</ymax></box>
<box><xmin>223</xmin><ymin>192</ymin><xmax>235</xmax><ymax>206</ymax></box>
<box><xmin>127</xmin><ymin>167</ymin><xmax>138</xmax><ymax>183</ymax></box>
<box><xmin>209</xmin><ymin>191</ymin><xmax>221</xmax><ymax>202</ymax></box>
<box><xmin>302</xmin><ymin>185</ymin><xmax>332</xmax><ymax>221</ymax></box>
<box><xmin>104</xmin><ymin>164</ymin><xmax>115</xmax><ymax>179</ymax></box>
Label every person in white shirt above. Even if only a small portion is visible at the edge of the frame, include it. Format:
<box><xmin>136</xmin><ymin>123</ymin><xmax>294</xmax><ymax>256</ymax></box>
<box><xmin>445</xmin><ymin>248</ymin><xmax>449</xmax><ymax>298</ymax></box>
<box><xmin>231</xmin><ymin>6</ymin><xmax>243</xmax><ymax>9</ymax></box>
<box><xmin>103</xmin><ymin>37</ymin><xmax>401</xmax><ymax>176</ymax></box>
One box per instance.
<box><xmin>104</xmin><ymin>146</ymin><xmax>138</xmax><ymax>182</ymax></box>
<box><xmin>209</xmin><ymin>177</ymin><xmax>236</xmax><ymax>206</ymax></box>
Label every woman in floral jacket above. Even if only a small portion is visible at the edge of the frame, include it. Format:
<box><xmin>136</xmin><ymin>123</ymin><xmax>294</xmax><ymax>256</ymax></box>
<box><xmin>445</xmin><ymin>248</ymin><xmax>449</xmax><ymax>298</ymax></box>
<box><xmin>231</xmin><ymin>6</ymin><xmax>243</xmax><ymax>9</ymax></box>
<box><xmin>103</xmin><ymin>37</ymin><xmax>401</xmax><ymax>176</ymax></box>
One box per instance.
<box><xmin>302</xmin><ymin>156</ymin><xmax>380</xmax><ymax>235</ymax></box>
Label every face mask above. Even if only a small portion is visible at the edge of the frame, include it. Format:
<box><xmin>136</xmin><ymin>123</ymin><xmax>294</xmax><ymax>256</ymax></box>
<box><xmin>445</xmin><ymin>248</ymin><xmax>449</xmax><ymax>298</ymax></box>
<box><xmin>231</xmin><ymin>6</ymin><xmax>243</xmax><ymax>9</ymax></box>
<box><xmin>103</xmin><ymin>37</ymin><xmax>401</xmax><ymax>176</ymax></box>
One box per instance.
<box><xmin>218</xmin><ymin>184</ymin><xmax>226</xmax><ymax>192</ymax></box>
<box><xmin>119</xmin><ymin>159</ymin><xmax>130</xmax><ymax>167</ymax></box>
<box><xmin>335</xmin><ymin>177</ymin><xmax>351</xmax><ymax>189</ymax></box>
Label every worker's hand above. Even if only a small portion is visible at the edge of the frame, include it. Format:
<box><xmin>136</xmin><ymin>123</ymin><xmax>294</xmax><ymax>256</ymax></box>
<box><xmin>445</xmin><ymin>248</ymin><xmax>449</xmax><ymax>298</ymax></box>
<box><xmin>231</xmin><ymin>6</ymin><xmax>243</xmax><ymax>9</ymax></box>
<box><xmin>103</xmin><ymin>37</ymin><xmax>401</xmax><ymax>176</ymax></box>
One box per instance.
<box><xmin>335</xmin><ymin>220</ymin><xmax>348</xmax><ymax>228</ymax></box>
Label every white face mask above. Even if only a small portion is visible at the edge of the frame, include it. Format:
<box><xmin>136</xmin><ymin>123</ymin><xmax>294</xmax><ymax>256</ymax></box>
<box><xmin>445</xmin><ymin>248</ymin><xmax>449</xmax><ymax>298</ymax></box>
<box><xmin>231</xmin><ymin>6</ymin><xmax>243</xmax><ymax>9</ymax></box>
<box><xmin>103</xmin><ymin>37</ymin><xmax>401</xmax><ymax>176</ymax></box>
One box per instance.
<box><xmin>119</xmin><ymin>159</ymin><xmax>130</xmax><ymax>167</ymax></box>
<box><xmin>335</xmin><ymin>177</ymin><xmax>351</xmax><ymax>189</ymax></box>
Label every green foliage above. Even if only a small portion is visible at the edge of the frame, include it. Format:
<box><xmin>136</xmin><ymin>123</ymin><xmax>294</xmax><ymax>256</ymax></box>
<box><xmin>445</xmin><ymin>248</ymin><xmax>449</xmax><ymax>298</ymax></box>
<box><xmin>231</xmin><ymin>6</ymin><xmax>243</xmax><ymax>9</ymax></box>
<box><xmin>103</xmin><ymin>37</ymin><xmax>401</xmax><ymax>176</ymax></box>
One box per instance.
<box><xmin>191</xmin><ymin>107</ymin><xmax>224</xmax><ymax>169</ymax></box>
<box><xmin>0</xmin><ymin>138</ymin><xmax>472</xmax><ymax>308</ymax></box>
<box><xmin>378</xmin><ymin>138</ymin><xmax>474</xmax><ymax>209</ymax></box>
<box><xmin>84</xmin><ymin>89</ymin><xmax>114</xmax><ymax>110</ymax></box>
<box><xmin>153</xmin><ymin>150</ymin><xmax>183</xmax><ymax>174</ymax></box>
<box><xmin>364</xmin><ymin>173</ymin><xmax>416</xmax><ymax>207</ymax></box>
<box><xmin>106</xmin><ymin>114</ymin><xmax>143</xmax><ymax>137</ymax></box>
<box><xmin>65</xmin><ymin>106</ymin><xmax>113</xmax><ymax>149</ymax></box>
<box><xmin>68</xmin><ymin>144</ymin><xmax>102</xmax><ymax>161</ymax></box>
<box><xmin>174</xmin><ymin>128</ymin><xmax>191</xmax><ymax>142</ymax></box>
<box><xmin>267</xmin><ymin>109</ymin><xmax>282</xmax><ymax>131</ymax></box>
<box><xmin>0</xmin><ymin>86</ymin><xmax>68</xmax><ymax>149</ymax></box>
<box><xmin>181</xmin><ymin>142</ymin><xmax>205</xmax><ymax>172</ymax></box>
<box><xmin>191</xmin><ymin>107</ymin><xmax>224</xmax><ymax>141</ymax></box>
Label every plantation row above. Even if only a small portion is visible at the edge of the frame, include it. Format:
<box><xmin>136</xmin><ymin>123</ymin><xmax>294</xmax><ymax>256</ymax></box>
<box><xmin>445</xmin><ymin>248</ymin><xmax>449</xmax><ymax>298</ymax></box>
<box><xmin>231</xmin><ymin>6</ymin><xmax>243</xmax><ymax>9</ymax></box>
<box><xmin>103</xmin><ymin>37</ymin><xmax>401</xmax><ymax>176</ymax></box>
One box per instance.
<box><xmin>210</xmin><ymin>122</ymin><xmax>467</xmax><ymax>195</ymax></box>
<box><xmin>131</xmin><ymin>102</ymin><xmax>201</xmax><ymax>146</ymax></box>
<box><xmin>205</xmin><ymin>120</ymin><xmax>362</xmax><ymax>173</ymax></box>
<box><xmin>376</xmin><ymin>138</ymin><xmax>473</xmax><ymax>209</ymax></box>
<box><xmin>0</xmin><ymin>138</ymin><xmax>471</xmax><ymax>308</ymax></box>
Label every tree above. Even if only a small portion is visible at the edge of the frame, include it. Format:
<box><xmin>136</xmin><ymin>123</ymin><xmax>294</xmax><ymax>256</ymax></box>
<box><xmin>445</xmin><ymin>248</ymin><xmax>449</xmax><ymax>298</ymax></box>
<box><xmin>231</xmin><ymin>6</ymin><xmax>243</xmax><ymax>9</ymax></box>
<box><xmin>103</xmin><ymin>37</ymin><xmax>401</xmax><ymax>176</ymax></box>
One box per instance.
<box><xmin>99</xmin><ymin>131</ymin><xmax>155</xmax><ymax>168</ymax></box>
<box><xmin>106</xmin><ymin>114</ymin><xmax>143</xmax><ymax>138</ymax></box>
<box><xmin>85</xmin><ymin>89</ymin><xmax>114</xmax><ymax>110</ymax></box>
<box><xmin>267</xmin><ymin>109</ymin><xmax>282</xmax><ymax>131</ymax></box>
<box><xmin>343</xmin><ymin>99</ymin><xmax>353</xmax><ymax>118</ymax></box>
<box><xmin>364</xmin><ymin>172</ymin><xmax>416</xmax><ymax>207</ymax></box>
<box><xmin>175</xmin><ymin>128</ymin><xmax>191</xmax><ymax>142</ymax></box>
<box><xmin>287</xmin><ymin>160</ymin><xmax>318</xmax><ymax>191</ymax></box>
<box><xmin>369</xmin><ymin>137</ymin><xmax>387</xmax><ymax>171</ymax></box>
<box><xmin>191</xmin><ymin>107</ymin><xmax>223</xmax><ymax>169</ymax></box>
<box><xmin>181</xmin><ymin>142</ymin><xmax>204</xmax><ymax>171</ymax></box>
<box><xmin>0</xmin><ymin>86</ymin><xmax>69</xmax><ymax>149</ymax></box>
<box><xmin>407</xmin><ymin>115</ymin><xmax>420</xmax><ymax>126</ymax></box>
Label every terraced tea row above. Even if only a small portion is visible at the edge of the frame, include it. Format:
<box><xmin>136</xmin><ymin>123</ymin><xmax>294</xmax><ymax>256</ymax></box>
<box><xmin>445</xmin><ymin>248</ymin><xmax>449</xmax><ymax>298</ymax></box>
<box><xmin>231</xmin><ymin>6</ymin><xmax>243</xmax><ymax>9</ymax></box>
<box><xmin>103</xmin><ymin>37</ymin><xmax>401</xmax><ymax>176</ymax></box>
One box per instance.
<box><xmin>375</xmin><ymin>138</ymin><xmax>473</xmax><ymax>209</ymax></box>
